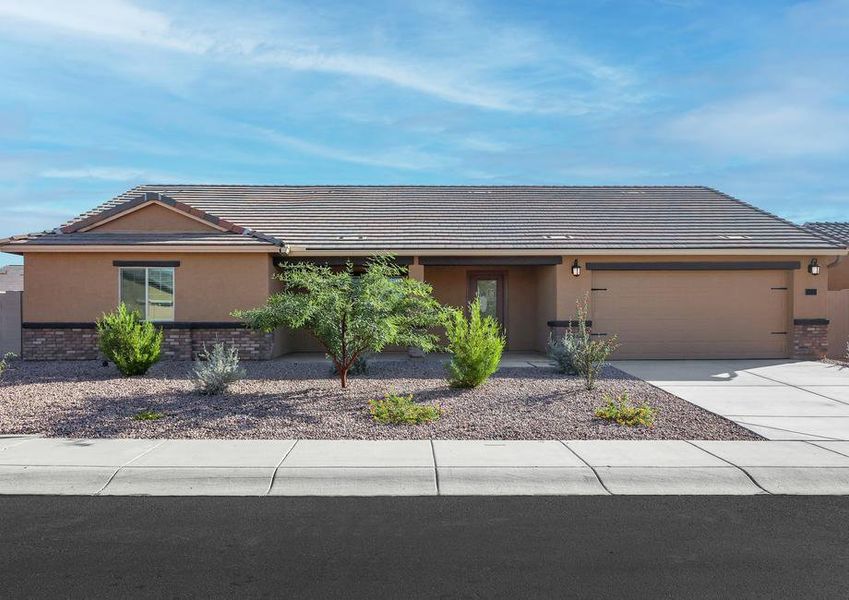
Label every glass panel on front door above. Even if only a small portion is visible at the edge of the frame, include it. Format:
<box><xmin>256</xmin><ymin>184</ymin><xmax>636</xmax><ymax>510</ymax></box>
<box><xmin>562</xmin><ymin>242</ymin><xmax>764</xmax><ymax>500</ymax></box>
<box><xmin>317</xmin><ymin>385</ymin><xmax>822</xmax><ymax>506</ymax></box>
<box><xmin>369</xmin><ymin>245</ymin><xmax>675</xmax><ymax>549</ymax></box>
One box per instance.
<box><xmin>476</xmin><ymin>279</ymin><xmax>498</xmax><ymax>321</ymax></box>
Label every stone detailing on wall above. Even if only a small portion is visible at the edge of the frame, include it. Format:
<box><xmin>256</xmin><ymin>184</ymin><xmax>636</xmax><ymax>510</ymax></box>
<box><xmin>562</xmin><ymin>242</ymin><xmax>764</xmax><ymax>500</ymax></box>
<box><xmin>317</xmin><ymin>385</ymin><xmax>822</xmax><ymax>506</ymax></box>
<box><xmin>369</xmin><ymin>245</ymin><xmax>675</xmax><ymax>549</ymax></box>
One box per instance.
<box><xmin>792</xmin><ymin>319</ymin><xmax>829</xmax><ymax>359</ymax></box>
<box><xmin>187</xmin><ymin>327</ymin><xmax>273</xmax><ymax>361</ymax></box>
<box><xmin>22</xmin><ymin>323</ymin><xmax>273</xmax><ymax>361</ymax></box>
<box><xmin>23</xmin><ymin>327</ymin><xmax>100</xmax><ymax>360</ymax></box>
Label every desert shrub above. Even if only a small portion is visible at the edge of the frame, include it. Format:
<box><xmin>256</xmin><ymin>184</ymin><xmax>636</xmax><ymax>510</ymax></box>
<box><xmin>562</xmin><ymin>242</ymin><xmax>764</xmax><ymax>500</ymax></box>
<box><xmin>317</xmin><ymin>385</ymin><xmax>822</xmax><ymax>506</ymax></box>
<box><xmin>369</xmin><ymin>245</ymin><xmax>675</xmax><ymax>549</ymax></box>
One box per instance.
<box><xmin>553</xmin><ymin>296</ymin><xmax>619</xmax><ymax>390</ymax></box>
<box><xmin>133</xmin><ymin>409</ymin><xmax>165</xmax><ymax>421</ymax></box>
<box><xmin>594</xmin><ymin>392</ymin><xmax>655</xmax><ymax>427</ymax></box>
<box><xmin>547</xmin><ymin>332</ymin><xmax>579</xmax><ymax>375</ymax></box>
<box><xmin>443</xmin><ymin>297</ymin><xmax>506</xmax><ymax>388</ymax></box>
<box><xmin>331</xmin><ymin>354</ymin><xmax>369</xmax><ymax>377</ymax></box>
<box><xmin>193</xmin><ymin>342</ymin><xmax>246</xmax><ymax>395</ymax></box>
<box><xmin>96</xmin><ymin>303</ymin><xmax>162</xmax><ymax>376</ymax></box>
<box><xmin>368</xmin><ymin>392</ymin><xmax>442</xmax><ymax>425</ymax></box>
<box><xmin>0</xmin><ymin>352</ymin><xmax>16</xmax><ymax>379</ymax></box>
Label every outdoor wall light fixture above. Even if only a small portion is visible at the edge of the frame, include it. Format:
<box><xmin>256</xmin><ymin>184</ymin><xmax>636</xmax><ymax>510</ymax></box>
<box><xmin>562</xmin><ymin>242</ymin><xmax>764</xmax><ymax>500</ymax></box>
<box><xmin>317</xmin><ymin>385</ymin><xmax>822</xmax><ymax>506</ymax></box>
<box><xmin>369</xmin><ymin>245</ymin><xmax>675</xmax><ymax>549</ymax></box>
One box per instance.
<box><xmin>571</xmin><ymin>259</ymin><xmax>582</xmax><ymax>277</ymax></box>
<box><xmin>808</xmin><ymin>258</ymin><xmax>821</xmax><ymax>276</ymax></box>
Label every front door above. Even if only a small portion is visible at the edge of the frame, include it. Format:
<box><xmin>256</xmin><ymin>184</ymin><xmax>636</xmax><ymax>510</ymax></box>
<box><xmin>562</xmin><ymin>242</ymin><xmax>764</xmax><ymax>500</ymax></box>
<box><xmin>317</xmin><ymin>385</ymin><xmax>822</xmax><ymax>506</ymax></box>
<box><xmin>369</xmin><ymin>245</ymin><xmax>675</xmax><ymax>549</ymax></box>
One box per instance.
<box><xmin>467</xmin><ymin>271</ymin><xmax>505</xmax><ymax>326</ymax></box>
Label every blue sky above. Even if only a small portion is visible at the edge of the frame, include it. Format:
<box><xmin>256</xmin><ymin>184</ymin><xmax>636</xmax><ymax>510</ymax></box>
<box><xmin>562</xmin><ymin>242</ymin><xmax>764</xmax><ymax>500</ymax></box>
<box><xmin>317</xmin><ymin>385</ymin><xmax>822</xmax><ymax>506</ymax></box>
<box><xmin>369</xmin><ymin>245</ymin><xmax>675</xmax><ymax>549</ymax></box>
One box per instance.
<box><xmin>1</xmin><ymin>0</ymin><xmax>848</xmax><ymax>264</ymax></box>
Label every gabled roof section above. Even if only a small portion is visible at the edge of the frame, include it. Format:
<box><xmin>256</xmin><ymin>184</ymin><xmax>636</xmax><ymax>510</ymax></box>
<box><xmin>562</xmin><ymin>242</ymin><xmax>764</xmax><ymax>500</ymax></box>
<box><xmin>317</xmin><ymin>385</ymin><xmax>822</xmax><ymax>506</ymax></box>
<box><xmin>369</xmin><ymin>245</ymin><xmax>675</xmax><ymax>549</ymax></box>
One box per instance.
<box><xmin>803</xmin><ymin>222</ymin><xmax>849</xmax><ymax>246</ymax></box>
<box><xmin>61</xmin><ymin>190</ymin><xmax>285</xmax><ymax>247</ymax></box>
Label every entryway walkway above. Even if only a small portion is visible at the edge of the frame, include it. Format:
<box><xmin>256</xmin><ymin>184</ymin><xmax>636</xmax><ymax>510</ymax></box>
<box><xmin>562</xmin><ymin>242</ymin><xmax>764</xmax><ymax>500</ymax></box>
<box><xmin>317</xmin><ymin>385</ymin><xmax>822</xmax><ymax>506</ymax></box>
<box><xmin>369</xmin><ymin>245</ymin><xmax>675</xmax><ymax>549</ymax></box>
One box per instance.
<box><xmin>613</xmin><ymin>360</ymin><xmax>849</xmax><ymax>441</ymax></box>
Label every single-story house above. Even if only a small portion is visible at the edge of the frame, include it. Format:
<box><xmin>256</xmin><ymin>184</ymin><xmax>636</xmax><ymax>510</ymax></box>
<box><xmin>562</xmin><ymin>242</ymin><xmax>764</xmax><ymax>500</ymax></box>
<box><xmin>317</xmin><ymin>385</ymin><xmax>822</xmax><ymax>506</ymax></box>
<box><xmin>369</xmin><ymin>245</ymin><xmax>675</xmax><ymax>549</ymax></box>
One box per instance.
<box><xmin>1</xmin><ymin>185</ymin><xmax>843</xmax><ymax>361</ymax></box>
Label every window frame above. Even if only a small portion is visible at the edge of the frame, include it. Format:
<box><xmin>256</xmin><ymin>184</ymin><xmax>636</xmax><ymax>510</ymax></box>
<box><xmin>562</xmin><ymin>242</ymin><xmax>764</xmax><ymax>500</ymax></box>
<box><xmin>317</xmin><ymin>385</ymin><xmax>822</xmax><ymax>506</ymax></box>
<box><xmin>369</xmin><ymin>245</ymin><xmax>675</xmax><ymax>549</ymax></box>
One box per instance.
<box><xmin>118</xmin><ymin>266</ymin><xmax>175</xmax><ymax>322</ymax></box>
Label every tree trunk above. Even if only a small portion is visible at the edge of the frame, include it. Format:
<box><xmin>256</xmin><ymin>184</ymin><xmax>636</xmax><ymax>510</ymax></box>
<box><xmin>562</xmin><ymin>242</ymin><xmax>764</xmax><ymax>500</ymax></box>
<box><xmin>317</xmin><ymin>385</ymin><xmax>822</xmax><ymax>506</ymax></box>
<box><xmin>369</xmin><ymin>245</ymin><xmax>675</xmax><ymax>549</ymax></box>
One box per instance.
<box><xmin>340</xmin><ymin>367</ymin><xmax>349</xmax><ymax>388</ymax></box>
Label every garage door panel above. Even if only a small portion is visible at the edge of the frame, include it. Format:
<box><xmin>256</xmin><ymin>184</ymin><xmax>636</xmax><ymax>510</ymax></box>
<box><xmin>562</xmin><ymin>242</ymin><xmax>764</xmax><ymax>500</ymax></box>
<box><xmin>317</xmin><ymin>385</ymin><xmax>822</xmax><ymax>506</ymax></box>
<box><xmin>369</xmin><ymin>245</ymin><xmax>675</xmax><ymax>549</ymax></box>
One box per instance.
<box><xmin>592</xmin><ymin>270</ymin><xmax>789</xmax><ymax>359</ymax></box>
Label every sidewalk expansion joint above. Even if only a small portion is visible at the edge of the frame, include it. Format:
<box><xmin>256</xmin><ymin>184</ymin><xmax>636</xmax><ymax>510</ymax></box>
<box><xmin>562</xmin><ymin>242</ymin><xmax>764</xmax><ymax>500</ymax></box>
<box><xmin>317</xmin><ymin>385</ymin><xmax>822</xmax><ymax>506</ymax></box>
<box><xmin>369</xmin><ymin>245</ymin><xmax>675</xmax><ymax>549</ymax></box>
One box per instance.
<box><xmin>265</xmin><ymin>439</ymin><xmax>299</xmax><ymax>497</ymax></box>
<box><xmin>429</xmin><ymin>440</ymin><xmax>441</xmax><ymax>496</ymax></box>
<box><xmin>95</xmin><ymin>439</ymin><xmax>168</xmax><ymax>496</ymax></box>
<box><xmin>684</xmin><ymin>440</ymin><xmax>771</xmax><ymax>495</ymax></box>
<box><xmin>559</xmin><ymin>441</ymin><xmax>612</xmax><ymax>495</ymax></box>
<box><xmin>746</xmin><ymin>371</ymin><xmax>849</xmax><ymax>407</ymax></box>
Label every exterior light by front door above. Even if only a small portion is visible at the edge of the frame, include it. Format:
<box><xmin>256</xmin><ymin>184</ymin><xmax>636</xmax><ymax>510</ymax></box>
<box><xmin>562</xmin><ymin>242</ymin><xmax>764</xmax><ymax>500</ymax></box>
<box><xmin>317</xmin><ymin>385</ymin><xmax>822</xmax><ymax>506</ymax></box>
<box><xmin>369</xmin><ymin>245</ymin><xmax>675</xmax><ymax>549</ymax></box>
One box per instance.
<box><xmin>571</xmin><ymin>259</ymin><xmax>582</xmax><ymax>277</ymax></box>
<box><xmin>808</xmin><ymin>258</ymin><xmax>821</xmax><ymax>275</ymax></box>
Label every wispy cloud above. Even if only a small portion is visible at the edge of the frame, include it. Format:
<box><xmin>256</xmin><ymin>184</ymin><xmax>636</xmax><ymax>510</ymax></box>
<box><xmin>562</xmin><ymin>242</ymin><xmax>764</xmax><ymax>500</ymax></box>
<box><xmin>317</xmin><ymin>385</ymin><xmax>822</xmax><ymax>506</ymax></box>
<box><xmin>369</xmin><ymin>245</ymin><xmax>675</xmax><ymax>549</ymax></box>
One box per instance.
<box><xmin>665</xmin><ymin>94</ymin><xmax>849</xmax><ymax>158</ymax></box>
<box><xmin>0</xmin><ymin>0</ymin><xmax>638</xmax><ymax>114</ymax></box>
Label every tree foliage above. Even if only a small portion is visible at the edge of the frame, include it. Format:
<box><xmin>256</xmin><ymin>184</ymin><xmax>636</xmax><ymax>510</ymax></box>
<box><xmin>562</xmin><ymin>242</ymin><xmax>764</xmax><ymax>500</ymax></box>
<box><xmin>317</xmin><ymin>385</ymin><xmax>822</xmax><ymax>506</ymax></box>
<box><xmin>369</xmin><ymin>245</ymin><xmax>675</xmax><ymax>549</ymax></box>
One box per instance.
<box><xmin>234</xmin><ymin>255</ymin><xmax>443</xmax><ymax>388</ymax></box>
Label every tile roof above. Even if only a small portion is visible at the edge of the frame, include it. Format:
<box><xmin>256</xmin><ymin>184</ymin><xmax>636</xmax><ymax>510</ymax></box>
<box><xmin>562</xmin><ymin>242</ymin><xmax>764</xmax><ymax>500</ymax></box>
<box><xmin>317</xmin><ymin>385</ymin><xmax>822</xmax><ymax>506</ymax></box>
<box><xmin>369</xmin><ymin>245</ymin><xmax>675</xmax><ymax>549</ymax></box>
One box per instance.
<box><xmin>803</xmin><ymin>222</ymin><xmax>849</xmax><ymax>246</ymax></box>
<box><xmin>14</xmin><ymin>232</ymin><xmax>272</xmax><ymax>247</ymax></box>
<box><xmin>7</xmin><ymin>185</ymin><xmax>843</xmax><ymax>251</ymax></box>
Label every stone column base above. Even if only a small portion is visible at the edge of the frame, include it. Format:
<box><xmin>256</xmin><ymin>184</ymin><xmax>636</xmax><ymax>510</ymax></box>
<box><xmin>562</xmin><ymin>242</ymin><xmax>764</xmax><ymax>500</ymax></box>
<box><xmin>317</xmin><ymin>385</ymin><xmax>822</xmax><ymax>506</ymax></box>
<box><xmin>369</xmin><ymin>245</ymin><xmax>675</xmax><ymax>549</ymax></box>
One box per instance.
<box><xmin>792</xmin><ymin>319</ymin><xmax>829</xmax><ymax>359</ymax></box>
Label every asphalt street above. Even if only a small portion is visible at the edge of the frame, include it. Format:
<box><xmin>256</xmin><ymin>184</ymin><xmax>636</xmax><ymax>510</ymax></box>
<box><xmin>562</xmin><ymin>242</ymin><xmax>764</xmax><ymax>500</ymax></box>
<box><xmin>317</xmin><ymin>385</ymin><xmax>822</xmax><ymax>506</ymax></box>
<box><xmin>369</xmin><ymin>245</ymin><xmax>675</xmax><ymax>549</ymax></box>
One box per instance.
<box><xmin>1</xmin><ymin>496</ymin><xmax>848</xmax><ymax>599</ymax></box>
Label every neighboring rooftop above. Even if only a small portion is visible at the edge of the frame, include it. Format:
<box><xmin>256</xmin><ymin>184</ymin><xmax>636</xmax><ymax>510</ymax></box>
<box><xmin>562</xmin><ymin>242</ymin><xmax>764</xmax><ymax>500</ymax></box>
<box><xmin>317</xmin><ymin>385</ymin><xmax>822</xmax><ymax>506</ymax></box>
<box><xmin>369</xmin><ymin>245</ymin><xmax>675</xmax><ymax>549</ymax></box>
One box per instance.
<box><xmin>3</xmin><ymin>185</ymin><xmax>843</xmax><ymax>251</ymax></box>
<box><xmin>0</xmin><ymin>264</ymin><xmax>23</xmax><ymax>292</ymax></box>
<box><xmin>804</xmin><ymin>222</ymin><xmax>849</xmax><ymax>246</ymax></box>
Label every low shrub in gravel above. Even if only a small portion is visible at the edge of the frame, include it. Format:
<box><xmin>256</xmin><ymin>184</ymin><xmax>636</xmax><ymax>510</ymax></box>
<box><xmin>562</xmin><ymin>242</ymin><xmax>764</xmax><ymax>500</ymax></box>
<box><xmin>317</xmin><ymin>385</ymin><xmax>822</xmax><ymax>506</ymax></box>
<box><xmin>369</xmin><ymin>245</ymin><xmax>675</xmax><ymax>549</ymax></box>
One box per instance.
<box><xmin>0</xmin><ymin>352</ymin><xmax>15</xmax><ymax>380</ymax></box>
<box><xmin>557</xmin><ymin>297</ymin><xmax>619</xmax><ymax>390</ymax></box>
<box><xmin>547</xmin><ymin>332</ymin><xmax>578</xmax><ymax>375</ymax></box>
<box><xmin>96</xmin><ymin>303</ymin><xmax>162</xmax><ymax>377</ymax></box>
<box><xmin>133</xmin><ymin>409</ymin><xmax>165</xmax><ymax>421</ymax></box>
<box><xmin>595</xmin><ymin>392</ymin><xmax>655</xmax><ymax>427</ymax></box>
<box><xmin>368</xmin><ymin>392</ymin><xmax>442</xmax><ymax>425</ymax></box>
<box><xmin>193</xmin><ymin>342</ymin><xmax>246</xmax><ymax>395</ymax></box>
<box><xmin>443</xmin><ymin>297</ymin><xmax>506</xmax><ymax>388</ymax></box>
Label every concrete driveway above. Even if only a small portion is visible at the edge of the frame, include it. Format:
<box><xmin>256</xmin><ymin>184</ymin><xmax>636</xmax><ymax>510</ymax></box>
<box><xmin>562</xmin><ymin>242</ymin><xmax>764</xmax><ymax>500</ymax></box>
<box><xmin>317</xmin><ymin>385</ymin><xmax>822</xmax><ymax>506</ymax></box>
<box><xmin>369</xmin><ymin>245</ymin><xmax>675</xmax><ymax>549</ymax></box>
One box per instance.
<box><xmin>612</xmin><ymin>360</ymin><xmax>849</xmax><ymax>441</ymax></box>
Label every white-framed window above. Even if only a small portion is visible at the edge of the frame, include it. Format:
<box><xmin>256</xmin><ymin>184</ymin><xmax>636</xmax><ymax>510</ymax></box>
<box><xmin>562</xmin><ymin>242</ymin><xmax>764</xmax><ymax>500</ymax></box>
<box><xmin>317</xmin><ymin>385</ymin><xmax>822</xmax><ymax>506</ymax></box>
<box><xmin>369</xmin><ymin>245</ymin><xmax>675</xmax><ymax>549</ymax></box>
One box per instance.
<box><xmin>119</xmin><ymin>267</ymin><xmax>175</xmax><ymax>321</ymax></box>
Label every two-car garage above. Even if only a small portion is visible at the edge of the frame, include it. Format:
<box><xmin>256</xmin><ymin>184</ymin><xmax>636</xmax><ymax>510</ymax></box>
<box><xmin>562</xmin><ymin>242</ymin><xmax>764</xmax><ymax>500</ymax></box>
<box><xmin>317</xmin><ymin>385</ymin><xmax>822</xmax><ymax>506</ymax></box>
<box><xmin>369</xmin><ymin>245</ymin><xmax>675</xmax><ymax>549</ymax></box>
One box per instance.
<box><xmin>589</xmin><ymin>263</ymin><xmax>793</xmax><ymax>359</ymax></box>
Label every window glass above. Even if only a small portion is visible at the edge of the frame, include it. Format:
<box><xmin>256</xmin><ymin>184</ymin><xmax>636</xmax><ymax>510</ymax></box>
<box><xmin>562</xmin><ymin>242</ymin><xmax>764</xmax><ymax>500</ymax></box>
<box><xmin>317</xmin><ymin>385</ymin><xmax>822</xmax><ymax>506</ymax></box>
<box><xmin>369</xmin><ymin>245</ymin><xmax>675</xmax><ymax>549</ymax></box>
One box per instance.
<box><xmin>147</xmin><ymin>268</ymin><xmax>175</xmax><ymax>321</ymax></box>
<box><xmin>476</xmin><ymin>279</ymin><xmax>498</xmax><ymax>320</ymax></box>
<box><xmin>119</xmin><ymin>267</ymin><xmax>175</xmax><ymax>321</ymax></box>
<box><xmin>119</xmin><ymin>268</ymin><xmax>147</xmax><ymax>317</ymax></box>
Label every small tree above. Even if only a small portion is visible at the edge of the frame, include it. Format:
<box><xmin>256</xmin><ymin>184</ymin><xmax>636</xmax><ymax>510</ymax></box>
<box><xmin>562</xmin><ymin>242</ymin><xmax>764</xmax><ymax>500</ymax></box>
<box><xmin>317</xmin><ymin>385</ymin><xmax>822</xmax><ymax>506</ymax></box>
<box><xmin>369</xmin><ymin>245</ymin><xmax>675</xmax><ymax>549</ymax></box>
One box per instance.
<box><xmin>96</xmin><ymin>303</ymin><xmax>163</xmax><ymax>376</ymax></box>
<box><xmin>443</xmin><ymin>297</ymin><xmax>506</xmax><ymax>388</ymax></box>
<box><xmin>234</xmin><ymin>255</ymin><xmax>443</xmax><ymax>388</ymax></box>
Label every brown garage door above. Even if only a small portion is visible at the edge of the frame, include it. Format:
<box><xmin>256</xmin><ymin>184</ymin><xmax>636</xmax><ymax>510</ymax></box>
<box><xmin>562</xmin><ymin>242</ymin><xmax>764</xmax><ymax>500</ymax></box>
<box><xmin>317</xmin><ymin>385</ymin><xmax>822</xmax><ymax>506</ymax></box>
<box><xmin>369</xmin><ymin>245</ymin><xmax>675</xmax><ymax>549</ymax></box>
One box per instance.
<box><xmin>591</xmin><ymin>270</ymin><xmax>790</xmax><ymax>359</ymax></box>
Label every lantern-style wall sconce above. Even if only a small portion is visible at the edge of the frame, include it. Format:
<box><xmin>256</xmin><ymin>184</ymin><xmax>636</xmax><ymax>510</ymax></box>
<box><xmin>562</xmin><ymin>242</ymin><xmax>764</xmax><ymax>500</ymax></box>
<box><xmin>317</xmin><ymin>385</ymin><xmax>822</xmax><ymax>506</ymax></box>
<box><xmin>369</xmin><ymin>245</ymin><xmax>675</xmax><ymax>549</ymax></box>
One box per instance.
<box><xmin>571</xmin><ymin>259</ymin><xmax>582</xmax><ymax>277</ymax></box>
<box><xmin>808</xmin><ymin>258</ymin><xmax>821</xmax><ymax>276</ymax></box>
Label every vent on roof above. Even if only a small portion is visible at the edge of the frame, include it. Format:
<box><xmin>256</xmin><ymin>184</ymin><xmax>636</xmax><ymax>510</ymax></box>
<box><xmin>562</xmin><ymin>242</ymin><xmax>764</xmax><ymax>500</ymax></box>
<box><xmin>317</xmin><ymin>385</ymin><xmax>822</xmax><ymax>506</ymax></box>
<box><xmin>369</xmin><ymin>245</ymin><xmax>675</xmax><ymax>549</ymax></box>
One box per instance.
<box><xmin>545</xmin><ymin>234</ymin><xmax>573</xmax><ymax>240</ymax></box>
<box><xmin>718</xmin><ymin>234</ymin><xmax>750</xmax><ymax>240</ymax></box>
<box><xmin>337</xmin><ymin>235</ymin><xmax>366</xmax><ymax>241</ymax></box>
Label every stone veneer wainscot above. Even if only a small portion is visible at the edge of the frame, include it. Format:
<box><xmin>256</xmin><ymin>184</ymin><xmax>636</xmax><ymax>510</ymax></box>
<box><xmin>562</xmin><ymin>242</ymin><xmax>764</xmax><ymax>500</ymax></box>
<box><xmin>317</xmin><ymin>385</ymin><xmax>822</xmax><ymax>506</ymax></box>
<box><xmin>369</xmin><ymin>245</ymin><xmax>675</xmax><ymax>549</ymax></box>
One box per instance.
<box><xmin>22</xmin><ymin>323</ymin><xmax>273</xmax><ymax>361</ymax></box>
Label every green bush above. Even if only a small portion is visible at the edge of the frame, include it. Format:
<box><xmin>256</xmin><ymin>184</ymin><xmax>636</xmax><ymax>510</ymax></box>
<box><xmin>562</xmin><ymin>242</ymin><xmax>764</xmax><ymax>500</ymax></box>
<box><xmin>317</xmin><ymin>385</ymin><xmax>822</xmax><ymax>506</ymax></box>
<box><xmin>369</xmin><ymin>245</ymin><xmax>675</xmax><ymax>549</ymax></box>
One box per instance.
<box><xmin>368</xmin><ymin>392</ymin><xmax>442</xmax><ymax>425</ymax></box>
<box><xmin>96</xmin><ymin>303</ymin><xmax>163</xmax><ymax>376</ymax></box>
<box><xmin>0</xmin><ymin>352</ymin><xmax>15</xmax><ymax>379</ymax></box>
<box><xmin>551</xmin><ymin>296</ymin><xmax>619</xmax><ymax>390</ymax></box>
<box><xmin>193</xmin><ymin>342</ymin><xmax>246</xmax><ymax>395</ymax></box>
<box><xmin>594</xmin><ymin>392</ymin><xmax>655</xmax><ymax>427</ymax></box>
<box><xmin>442</xmin><ymin>297</ymin><xmax>506</xmax><ymax>388</ymax></box>
<box><xmin>133</xmin><ymin>409</ymin><xmax>165</xmax><ymax>421</ymax></box>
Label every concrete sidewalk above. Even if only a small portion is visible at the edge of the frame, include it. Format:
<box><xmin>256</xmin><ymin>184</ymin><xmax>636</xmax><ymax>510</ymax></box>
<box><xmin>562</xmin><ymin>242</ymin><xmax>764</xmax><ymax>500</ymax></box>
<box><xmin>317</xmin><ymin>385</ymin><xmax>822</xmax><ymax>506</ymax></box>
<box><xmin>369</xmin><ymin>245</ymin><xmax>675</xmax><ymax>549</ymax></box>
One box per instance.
<box><xmin>3</xmin><ymin>436</ymin><xmax>849</xmax><ymax>496</ymax></box>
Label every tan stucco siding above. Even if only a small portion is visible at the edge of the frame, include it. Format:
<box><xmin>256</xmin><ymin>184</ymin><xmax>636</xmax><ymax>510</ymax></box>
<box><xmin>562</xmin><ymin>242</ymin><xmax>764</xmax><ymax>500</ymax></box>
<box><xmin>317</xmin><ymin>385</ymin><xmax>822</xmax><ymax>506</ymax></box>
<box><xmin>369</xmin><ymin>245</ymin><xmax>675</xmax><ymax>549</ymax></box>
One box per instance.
<box><xmin>424</xmin><ymin>265</ymin><xmax>540</xmax><ymax>351</ymax></box>
<box><xmin>828</xmin><ymin>258</ymin><xmax>849</xmax><ymax>291</ymax></box>
<box><xmin>23</xmin><ymin>252</ymin><xmax>275</xmax><ymax>322</ymax></box>
<box><xmin>87</xmin><ymin>203</ymin><xmax>219</xmax><ymax>232</ymax></box>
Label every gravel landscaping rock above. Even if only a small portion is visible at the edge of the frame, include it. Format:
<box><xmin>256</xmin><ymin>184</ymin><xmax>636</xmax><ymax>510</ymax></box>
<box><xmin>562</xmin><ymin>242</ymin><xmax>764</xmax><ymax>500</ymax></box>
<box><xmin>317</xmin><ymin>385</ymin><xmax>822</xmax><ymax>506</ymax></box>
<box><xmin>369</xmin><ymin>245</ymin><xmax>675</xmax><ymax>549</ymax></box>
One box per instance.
<box><xmin>0</xmin><ymin>359</ymin><xmax>761</xmax><ymax>440</ymax></box>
